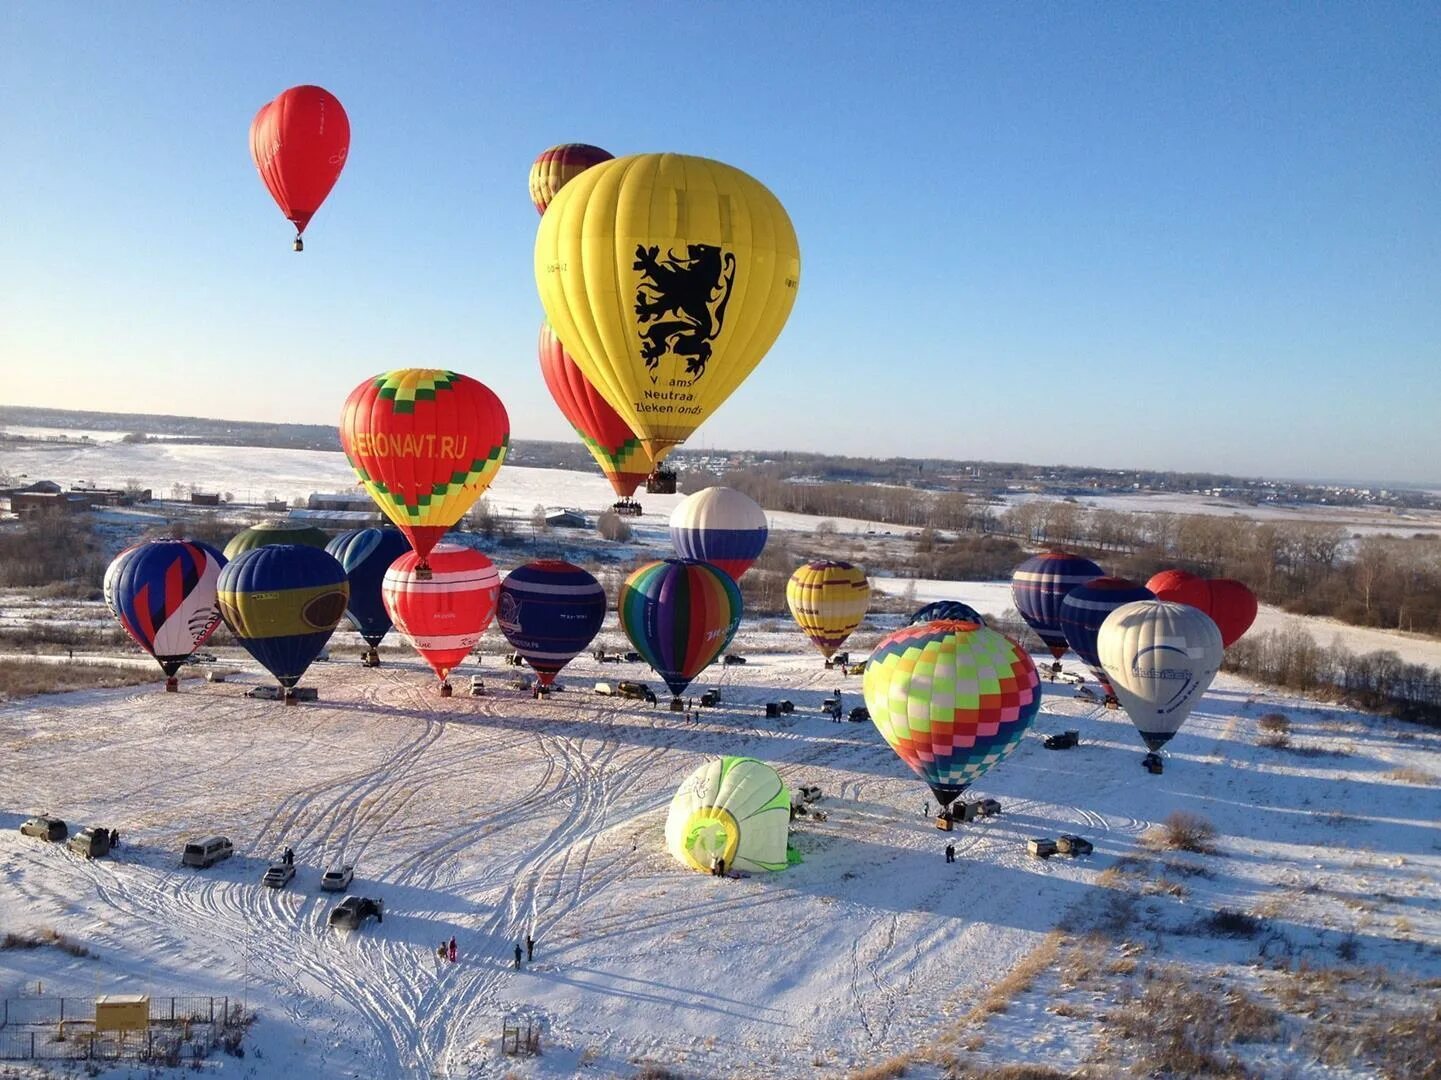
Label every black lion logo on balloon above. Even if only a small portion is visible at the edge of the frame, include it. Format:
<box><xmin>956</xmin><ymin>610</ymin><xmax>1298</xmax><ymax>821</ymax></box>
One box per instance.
<box><xmin>633</xmin><ymin>243</ymin><xmax>736</xmax><ymax>380</ymax></box>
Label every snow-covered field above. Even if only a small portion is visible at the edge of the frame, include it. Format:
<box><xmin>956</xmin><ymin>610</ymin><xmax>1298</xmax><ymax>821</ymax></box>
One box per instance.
<box><xmin>3</xmin><ymin>444</ymin><xmax>1441</xmax><ymax>1078</ymax></box>
<box><xmin>3</xmin><ymin>628</ymin><xmax>1439</xmax><ymax>1079</ymax></box>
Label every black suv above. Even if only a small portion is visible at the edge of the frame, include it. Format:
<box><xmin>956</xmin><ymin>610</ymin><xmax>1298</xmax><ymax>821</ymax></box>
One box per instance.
<box><xmin>616</xmin><ymin>681</ymin><xmax>657</xmax><ymax>704</ymax></box>
<box><xmin>328</xmin><ymin>896</ymin><xmax>383</xmax><ymax>930</ymax></box>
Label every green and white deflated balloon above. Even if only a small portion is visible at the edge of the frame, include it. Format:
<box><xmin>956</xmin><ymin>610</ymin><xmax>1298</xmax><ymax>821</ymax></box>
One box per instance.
<box><xmin>665</xmin><ymin>756</ymin><xmax>791</xmax><ymax>874</ymax></box>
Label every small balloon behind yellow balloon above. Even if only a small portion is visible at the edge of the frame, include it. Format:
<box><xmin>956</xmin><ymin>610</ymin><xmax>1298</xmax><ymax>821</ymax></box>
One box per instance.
<box><xmin>534</xmin><ymin>153</ymin><xmax>801</xmax><ymax>462</ymax></box>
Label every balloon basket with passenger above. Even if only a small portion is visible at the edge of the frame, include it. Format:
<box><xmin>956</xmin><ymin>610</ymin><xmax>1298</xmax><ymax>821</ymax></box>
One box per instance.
<box><xmin>165</xmin><ymin>676</ymin><xmax>179</xmax><ymax>693</ymax></box>
<box><xmin>644</xmin><ymin>468</ymin><xmax>677</xmax><ymax>495</ymax></box>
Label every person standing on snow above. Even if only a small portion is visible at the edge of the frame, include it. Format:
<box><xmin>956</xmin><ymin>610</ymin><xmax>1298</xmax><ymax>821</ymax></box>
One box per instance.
<box><xmin>945</xmin><ymin>843</ymin><xmax>956</xmax><ymax>863</ymax></box>
<box><xmin>526</xmin><ymin>933</ymin><xmax>534</xmax><ymax>962</ymax></box>
<box><xmin>513</xmin><ymin>942</ymin><xmax>523</xmax><ymax>969</ymax></box>
<box><xmin>448</xmin><ymin>937</ymin><xmax>457</xmax><ymax>963</ymax></box>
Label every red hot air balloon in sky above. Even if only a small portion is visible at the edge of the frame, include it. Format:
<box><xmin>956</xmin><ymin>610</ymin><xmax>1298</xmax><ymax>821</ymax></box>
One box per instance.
<box><xmin>249</xmin><ymin>85</ymin><xmax>350</xmax><ymax>250</ymax></box>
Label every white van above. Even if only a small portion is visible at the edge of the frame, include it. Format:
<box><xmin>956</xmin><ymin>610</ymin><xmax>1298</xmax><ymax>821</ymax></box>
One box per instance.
<box><xmin>182</xmin><ymin>836</ymin><xmax>234</xmax><ymax>868</ymax></box>
<box><xmin>594</xmin><ymin>682</ymin><xmax>615</xmax><ymax>696</ymax></box>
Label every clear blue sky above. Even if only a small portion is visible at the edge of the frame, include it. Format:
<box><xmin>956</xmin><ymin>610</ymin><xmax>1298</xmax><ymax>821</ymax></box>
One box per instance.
<box><xmin>2</xmin><ymin>4</ymin><xmax>1437</xmax><ymax>484</ymax></box>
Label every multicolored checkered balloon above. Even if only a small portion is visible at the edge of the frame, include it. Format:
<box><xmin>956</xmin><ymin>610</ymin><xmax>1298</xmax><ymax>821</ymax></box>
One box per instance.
<box><xmin>863</xmin><ymin>620</ymin><xmax>1042</xmax><ymax>806</ymax></box>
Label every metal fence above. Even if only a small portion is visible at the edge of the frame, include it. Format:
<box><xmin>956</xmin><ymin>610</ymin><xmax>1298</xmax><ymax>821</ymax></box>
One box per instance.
<box><xmin>0</xmin><ymin>995</ymin><xmax>232</xmax><ymax>1063</ymax></box>
<box><xmin>3</xmin><ymin>994</ymin><xmax>226</xmax><ymax>1027</ymax></box>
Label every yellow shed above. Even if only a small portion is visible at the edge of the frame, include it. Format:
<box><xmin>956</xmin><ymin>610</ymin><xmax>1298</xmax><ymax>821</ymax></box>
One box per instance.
<box><xmin>94</xmin><ymin>994</ymin><xmax>150</xmax><ymax>1032</ymax></box>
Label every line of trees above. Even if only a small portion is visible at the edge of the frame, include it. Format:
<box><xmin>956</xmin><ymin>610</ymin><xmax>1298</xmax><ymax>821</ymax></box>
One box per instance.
<box><xmin>694</xmin><ymin>468</ymin><xmax>1441</xmax><ymax>638</ymax></box>
<box><xmin>1224</xmin><ymin>624</ymin><xmax>1441</xmax><ymax>726</ymax></box>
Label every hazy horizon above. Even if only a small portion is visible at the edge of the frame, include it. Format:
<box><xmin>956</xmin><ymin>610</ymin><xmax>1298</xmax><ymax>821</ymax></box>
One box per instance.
<box><xmin>4</xmin><ymin>402</ymin><xmax>1437</xmax><ymax>493</ymax></box>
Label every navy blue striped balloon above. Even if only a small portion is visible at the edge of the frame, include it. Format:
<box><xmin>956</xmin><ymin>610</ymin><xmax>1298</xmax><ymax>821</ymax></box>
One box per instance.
<box><xmin>1060</xmin><ymin>577</ymin><xmax>1155</xmax><ymax>691</ymax></box>
<box><xmin>496</xmin><ymin>560</ymin><xmax>607</xmax><ymax>687</ymax></box>
<box><xmin>1010</xmin><ymin>552</ymin><xmax>1104</xmax><ymax>660</ymax></box>
<box><xmin>909</xmin><ymin>600</ymin><xmax>985</xmax><ymax>627</ymax></box>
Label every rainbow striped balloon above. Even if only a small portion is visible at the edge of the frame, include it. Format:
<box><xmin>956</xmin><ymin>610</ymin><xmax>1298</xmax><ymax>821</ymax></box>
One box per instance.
<box><xmin>618</xmin><ymin>559</ymin><xmax>742</xmax><ymax>699</ymax></box>
<box><xmin>786</xmin><ymin>560</ymin><xmax>870</xmax><ymax>659</ymax></box>
<box><xmin>864</xmin><ymin>620</ymin><xmax>1042</xmax><ymax>807</ymax></box>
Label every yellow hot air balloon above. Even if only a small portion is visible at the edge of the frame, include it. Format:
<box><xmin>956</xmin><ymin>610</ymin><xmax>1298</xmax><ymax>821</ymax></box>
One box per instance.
<box><xmin>534</xmin><ymin>153</ymin><xmax>800</xmax><ymax>462</ymax></box>
<box><xmin>787</xmin><ymin>560</ymin><xmax>870</xmax><ymax>660</ymax></box>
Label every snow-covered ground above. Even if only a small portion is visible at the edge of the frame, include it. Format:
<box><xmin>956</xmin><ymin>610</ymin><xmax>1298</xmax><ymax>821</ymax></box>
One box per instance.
<box><xmin>2</xmin><ymin>622</ymin><xmax>1439</xmax><ymax>1079</ymax></box>
<box><xmin>3</xmin><ymin>444</ymin><xmax>1441</xmax><ymax>1078</ymax></box>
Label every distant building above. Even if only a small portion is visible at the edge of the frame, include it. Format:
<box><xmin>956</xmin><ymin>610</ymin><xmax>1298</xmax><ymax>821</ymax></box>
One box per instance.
<box><xmin>545</xmin><ymin>508</ymin><xmax>588</xmax><ymax>529</ymax></box>
<box><xmin>4</xmin><ymin>491</ymin><xmax>92</xmax><ymax>515</ymax></box>
<box><xmin>190</xmin><ymin>492</ymin><xmax>221</xmax><ymax>506</ymax></box>
<box><xmin>307</xmin><ymin>492</ymin><xmax>375</xmax><ymax>513</ymax></box>
<box><xmin>80</xmin><ymin>487</ymin><xmax>151</xmax><ymax>506</ymax></box>
<box><xmin>288</xmin><ymin>508</ymin><xmax>383</xmax><ymax>528</ymax></box>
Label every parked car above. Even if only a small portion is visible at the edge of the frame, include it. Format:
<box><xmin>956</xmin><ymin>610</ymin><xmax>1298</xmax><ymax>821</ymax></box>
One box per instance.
<box><xmin>320</xmin><ymin>865</ymin><xmax>355</xmax><ymax>892</ymax></box>
<box><xmin>1056</xmin><ymin>834</ymin><xmax>1094</xmax><ymax>857</ymax></box>
<box><xmin>181</xmin><ymin>652</ymin><xmax>217</xmax><ymax>665</ymax></box>
<box><xmin>262</xmin><ymin>862</ymin><xmax>296</xmax><ymax>889</ymax></box>
<box><xmin>848</xmin><ymin>706</ymin><xmax>871</xmax><ymax>723</ymax></box>
<box><xmin>615</xmin><ymin>681</ymin><xmax>657</xmax><ymax>704</ymax></box>
<box><xmin>1044</xmin><ymin>730</ymin><xmax>1080</xmax><ymax>750</ymax></box>
<box><xmin>623</xmin><ymin>651</ymin><xmax>641</xmax><ymax>663</ymax></box>
<box><xmin>20</xmin><ymin>816</ymin><xmax>68</xmax><ymax>842</ymax></box>
<box><xmin>1028</xmin><ymin>838</ymin><xmax>1059</xmax><ymax>859</ymax></box>
<box><xmin>722</xmin><ymin>654</ymin><xmax>747</xmax><ymax>666</ymax></box>
<box><xmin>699</xmin><ymin>689</ymin><xmax>721</xmax><ymax>707</ymax></box>
<box><xmin>182</xmin><ymin>836</ymin><xmax>234</xmax><ymax>868</ymax></box>
<box><xmin>328</xmin><ymin>896</ymin><xmax>383</xmax><ymax>930</ymax></box>
<box><xmin>67</xmin><ymin>827</ymin><xmax>112</xmax><ymax>859</ymax></box>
